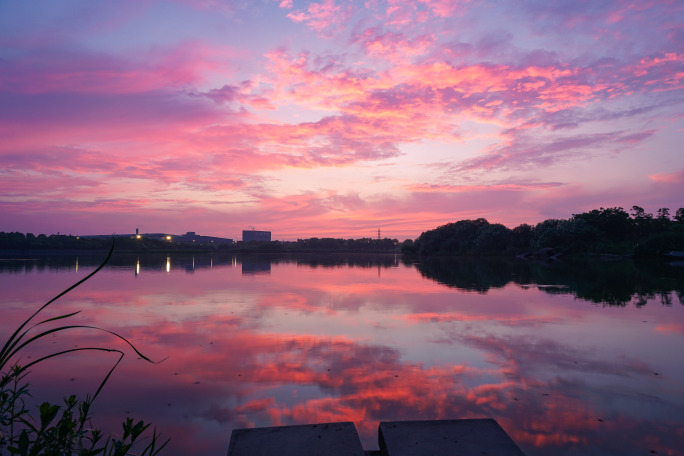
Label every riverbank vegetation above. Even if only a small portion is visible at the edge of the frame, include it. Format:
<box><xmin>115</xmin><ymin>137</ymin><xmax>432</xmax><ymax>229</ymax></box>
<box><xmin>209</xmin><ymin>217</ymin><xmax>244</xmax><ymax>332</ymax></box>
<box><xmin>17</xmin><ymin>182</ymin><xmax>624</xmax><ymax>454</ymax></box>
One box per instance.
<box><xmin>401</xmin><ymin>206</ymin><xmax>684</xmax><ymax>258</ymax></box>
<box><xmin>0</xmin><ymin>246</ymin><xmax>167</xmax><ymax>455</ymax></box>
<box><xmin>0</xmin><ymin>234</ymin><xmax>173</xmax><ymax>252</ymax></box>
<box><xmin>0</xmin><ymin>233</ymin><xmax>400</xmax><ymax>254</ymax></box>
<box><xmin>2</xmin><ymin>206</ymin><xmax>683</xmax><ymax>257</ymax></box>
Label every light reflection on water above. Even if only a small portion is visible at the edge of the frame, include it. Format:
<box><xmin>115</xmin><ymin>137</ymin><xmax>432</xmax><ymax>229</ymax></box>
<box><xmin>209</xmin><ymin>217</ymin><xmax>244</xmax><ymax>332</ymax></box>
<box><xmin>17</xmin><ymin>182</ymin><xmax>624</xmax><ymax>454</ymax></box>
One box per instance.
<box><xmin>1</xmin><ymin>253</ymin><xmax>683</xmax><ymax>456</ymax></box>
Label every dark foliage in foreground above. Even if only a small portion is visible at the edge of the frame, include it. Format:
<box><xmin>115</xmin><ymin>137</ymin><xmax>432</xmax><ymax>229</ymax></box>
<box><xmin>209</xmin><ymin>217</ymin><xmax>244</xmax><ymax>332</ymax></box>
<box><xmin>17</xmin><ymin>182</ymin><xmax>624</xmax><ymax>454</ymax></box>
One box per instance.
<box><xmin>0</xmin><ymin>246</ymin><xmax>167</xmax><ymax>455</ymax></box>
<box><xmin>402</xmin><ymin>206</ymin><xmax>684</xmax><ymax>257</ymax></box>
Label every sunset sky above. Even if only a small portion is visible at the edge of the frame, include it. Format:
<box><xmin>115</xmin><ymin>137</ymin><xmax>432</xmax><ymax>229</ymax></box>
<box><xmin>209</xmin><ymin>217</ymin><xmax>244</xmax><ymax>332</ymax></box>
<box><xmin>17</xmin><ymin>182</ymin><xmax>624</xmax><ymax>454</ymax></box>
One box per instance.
<box><xmin>1</xmin><ymin>0</ymin><xmax>683</xmax><ymax>240</ymax></box>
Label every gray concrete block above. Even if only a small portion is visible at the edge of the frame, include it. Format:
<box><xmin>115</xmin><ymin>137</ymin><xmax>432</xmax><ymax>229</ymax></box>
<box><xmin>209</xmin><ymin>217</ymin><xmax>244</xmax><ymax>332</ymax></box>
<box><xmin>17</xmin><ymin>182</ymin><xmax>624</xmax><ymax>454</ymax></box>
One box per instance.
<box><xmin>227</xmin><ymin>422</ymin><xmax>366</xmax><ymax>456</ymax></box>
<box><xmin>378</xmin><ymin>419</ymin><xmax>526</xmax><ymax>456</ymax></box>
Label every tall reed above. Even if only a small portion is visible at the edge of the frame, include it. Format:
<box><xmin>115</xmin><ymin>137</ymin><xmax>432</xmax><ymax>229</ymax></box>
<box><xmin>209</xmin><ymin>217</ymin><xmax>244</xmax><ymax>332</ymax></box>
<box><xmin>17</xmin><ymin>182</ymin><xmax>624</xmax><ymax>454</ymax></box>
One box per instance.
<box><xmin>0</xmin><ymin>244</ymin><xmax>168</xmax><ymax>455</ymax></box>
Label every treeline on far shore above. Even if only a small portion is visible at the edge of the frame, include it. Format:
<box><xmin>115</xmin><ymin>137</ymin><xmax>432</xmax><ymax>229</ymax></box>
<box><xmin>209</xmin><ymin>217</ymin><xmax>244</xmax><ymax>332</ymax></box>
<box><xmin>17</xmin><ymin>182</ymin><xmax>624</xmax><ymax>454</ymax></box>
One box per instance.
<box><xmin>401</xmin><ymin>206</ymin><xmax>684</xmax><ymax>258</ymax></box>
<box><xmin>3</xmin><ymin>205</ymin><xmax>683</xmax><ymax>257</ymax></box>
<box><xmin>0</xmin><ymin>232</ymin><xmax>400</xmax><ymax>254</ymax></box>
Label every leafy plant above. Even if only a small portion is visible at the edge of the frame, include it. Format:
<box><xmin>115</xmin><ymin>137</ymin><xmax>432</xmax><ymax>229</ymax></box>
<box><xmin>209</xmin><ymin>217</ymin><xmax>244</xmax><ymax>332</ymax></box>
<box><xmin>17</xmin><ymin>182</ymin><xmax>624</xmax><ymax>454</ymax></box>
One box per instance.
<box><xmin>0</xmin><ymin>245</ymin><xmax>168</xmax><ymax>455</ymax></box>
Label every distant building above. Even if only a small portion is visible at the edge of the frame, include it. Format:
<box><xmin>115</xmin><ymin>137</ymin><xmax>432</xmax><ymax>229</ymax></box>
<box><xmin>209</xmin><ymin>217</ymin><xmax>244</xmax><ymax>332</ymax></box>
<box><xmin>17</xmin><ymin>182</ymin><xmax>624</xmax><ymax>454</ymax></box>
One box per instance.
<box><xmin>79</xmin><ymin>230</ymin><xmax>232</xmax><ymax>246</ymax></box>
<box><xmin>124</xmin><ymin>231</ymin><xmax>233</xmax><ymax>245</ymax></box>
<box><xmin>175</xmin><ymin>231</ymin><xmax>233</xmax><ymax>246</ymax></box>
<box><xmin>242</xmin><ymin>230</ymin><xmax>271</xmax><ymax>242</ymax></box>
<box><xmin>144</xmin><ymin>233</ymin><xmax>173</xmax><ymax>241</ymax></box>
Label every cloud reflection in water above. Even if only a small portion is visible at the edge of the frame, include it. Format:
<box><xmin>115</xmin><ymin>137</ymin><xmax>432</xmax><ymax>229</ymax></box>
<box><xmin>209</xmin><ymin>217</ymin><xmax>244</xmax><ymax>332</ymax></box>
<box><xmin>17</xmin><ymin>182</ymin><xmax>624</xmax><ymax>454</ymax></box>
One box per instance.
<box><xmin>1</xmin><ymin>253</ymin><xmax>682</xmax><ymax>456</ymax></box>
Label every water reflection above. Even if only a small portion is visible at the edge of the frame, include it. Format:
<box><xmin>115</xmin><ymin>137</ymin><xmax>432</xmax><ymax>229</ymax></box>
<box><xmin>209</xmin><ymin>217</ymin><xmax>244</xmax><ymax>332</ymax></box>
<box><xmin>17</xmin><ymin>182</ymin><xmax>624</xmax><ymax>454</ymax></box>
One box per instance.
<box><xmin>0</xmin><ymin>253</ymin><xmax>402</xmax><ymax>274</ymax></box>
<box><xmin>1</xmin><ymin>254</ymin><xmax>683</xmax><ymax>456</ymax></box>
<box><xmin>412</xmin><ymin>256</ymin><xmax>684</xmax><ymax>306</ymax></box>
<box><xmin>241</xmin><ymin>256</ymin><xmax>271</xmax><ymax>275</ymax></box>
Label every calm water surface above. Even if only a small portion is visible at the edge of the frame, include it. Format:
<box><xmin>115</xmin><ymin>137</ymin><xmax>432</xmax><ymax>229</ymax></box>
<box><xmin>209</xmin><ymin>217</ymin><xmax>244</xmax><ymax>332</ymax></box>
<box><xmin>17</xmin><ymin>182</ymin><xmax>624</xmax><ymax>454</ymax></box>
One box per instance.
<box><xmin>1</xmin><ymin>253</ymin><xmax>683</xmax><ymax>455</ymax></box>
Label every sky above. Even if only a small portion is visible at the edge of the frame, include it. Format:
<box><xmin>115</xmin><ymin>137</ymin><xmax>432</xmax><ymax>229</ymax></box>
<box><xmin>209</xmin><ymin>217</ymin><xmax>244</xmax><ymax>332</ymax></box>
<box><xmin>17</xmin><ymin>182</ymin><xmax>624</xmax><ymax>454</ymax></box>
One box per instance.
<box><xmin>1</xmin><ymin>0</ymin><xmax>683</xmax><ymax>240</ymax></box>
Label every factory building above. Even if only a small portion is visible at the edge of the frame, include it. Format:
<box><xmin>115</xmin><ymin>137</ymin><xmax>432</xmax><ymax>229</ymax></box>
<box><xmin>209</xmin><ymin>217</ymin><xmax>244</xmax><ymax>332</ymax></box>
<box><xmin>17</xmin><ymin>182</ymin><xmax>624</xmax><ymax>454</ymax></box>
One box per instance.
<box><xmin>242</xmin><ymin>230</ymin><xmax>271</xmax><ymax>242</ymax></box>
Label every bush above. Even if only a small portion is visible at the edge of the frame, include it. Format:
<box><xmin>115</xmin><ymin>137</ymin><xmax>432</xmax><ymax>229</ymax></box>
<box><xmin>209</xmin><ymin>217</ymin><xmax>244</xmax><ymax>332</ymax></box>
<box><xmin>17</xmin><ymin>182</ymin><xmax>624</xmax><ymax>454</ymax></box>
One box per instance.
<box><xmin>634</xmin><ymin>230</ymin><xmax>684</xmax><ymax>257</ymax></box>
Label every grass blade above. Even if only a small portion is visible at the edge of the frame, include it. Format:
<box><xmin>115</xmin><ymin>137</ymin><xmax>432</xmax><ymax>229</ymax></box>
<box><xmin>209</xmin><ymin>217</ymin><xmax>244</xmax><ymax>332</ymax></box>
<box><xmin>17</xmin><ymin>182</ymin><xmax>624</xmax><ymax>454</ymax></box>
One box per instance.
<box><xmin>4</xmin><ymin>324</ymin><xmax>162</xmax><ymax>369</ymax></box>
<box><xmin>0</xmin><ymin>243</ymin><xmax>114</xmax><ymax>370</ymax></box>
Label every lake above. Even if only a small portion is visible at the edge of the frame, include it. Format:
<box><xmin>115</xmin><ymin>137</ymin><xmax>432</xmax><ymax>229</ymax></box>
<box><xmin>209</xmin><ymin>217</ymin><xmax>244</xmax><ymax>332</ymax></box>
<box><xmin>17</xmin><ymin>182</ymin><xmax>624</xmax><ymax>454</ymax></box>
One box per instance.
<box><xmin>1</xmin><ymin>252</ymin><xmax>683</xmax><ymax>455</ymax></box>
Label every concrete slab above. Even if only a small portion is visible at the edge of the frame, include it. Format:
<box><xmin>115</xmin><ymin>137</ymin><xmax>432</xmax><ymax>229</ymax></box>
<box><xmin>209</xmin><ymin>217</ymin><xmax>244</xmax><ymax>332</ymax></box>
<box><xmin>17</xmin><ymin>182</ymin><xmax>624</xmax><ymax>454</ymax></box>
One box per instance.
<box><xmin>227</xmin><ymin>422</ymin><xmax>366</xmax><ymax>456</ymax></box>
<box><xmin>378</xmin><ymin>419</ymin><xmax>526</xmax><ymax>456</ymax></box>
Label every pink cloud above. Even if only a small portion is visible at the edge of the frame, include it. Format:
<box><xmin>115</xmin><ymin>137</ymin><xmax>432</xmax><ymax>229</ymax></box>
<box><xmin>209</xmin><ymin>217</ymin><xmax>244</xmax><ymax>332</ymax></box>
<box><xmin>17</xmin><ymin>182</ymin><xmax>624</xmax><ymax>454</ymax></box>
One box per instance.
<box><xmin>2</xmin><ymin>1</ymin><xmax>683</xmax><ymax>238</ymax></box>
<box><xmin>286</xmin><ymin>0</ymin><xmax>351</xmax><ymax>35</ymax></box>
<box><xmin>262</xmin><ymin>46</ymin><xmax>678</xmax><ymax>147</ymax></box>
<box><xmin>193</xmin><ymin>82</ymin><xmax>274</xmax><ymax>109</ymax></box>
<box><xmin>0</xmin><ymin>41</ymin><xmax>237</xmax><ymax>95</ymax></box>
<box><xmin>405</xmin><ymin>182</ymin><xmax>564</xmax><ymax>193</ymax></box>
<box><xmin>417</xmin><ymin>0</ymin><xmax>471</xmax><ymax>18</ymax></box>
<box><xmin>655</xmin><ymin>323</ymin><xmax>684</xmax><ymax>335</ymax></box>
<box><xmin>402</xmin><ymin>312</ymin><xmax>558</xmax><ymax>327</ymax></box>
<box><xmin>450</xmin><ymin>129</ymin><xmax>656</xmax><ymax>173</ymax></box>
<box><xmin>649</xmin><ymin>169</ymin><xmax>684</xmax><ymax>183</ymax></box>
<box><xmin>255</xmin><ymin>45</ymin><xmax>684</xmax><ymax>190</ymax></box>
<box><xmin>353</xmin><ymin>27</ymin><xmax>435</xmax><ymax>63</ymax></box>
<box><xmin>0</xmin><ymin>170</ymin><xmax>101</xmax><ymax>199</ymax></box>
<box><xmin>382</xmin><ymin>2</ymin><xmax>420</xmax><ymax>27</ymax></box>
